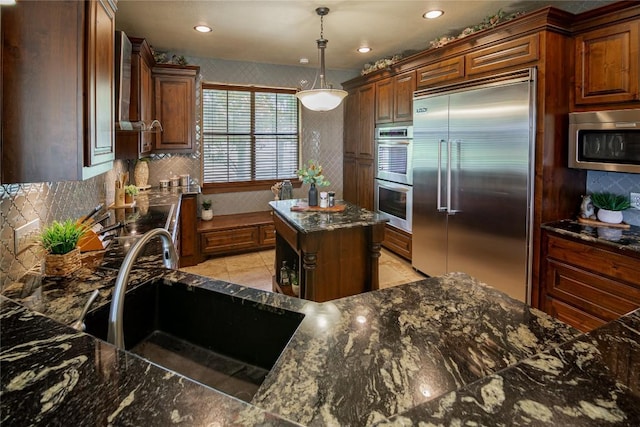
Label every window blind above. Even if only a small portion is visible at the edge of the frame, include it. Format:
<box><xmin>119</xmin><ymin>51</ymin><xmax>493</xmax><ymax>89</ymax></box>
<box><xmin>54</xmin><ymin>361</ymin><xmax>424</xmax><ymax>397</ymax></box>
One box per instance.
<box><xmin>202</xmin><ymin>85</ymin><xmax>299</xmax><ymax>184</ymax></box>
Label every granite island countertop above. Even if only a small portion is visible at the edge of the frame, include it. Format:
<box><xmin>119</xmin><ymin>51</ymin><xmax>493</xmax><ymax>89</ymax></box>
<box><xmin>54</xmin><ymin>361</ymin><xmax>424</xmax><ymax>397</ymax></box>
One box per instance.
<box><xmin>269</xmin><ymin>199</ymin><xmax>388</xmax><ymax>233</ymax></box>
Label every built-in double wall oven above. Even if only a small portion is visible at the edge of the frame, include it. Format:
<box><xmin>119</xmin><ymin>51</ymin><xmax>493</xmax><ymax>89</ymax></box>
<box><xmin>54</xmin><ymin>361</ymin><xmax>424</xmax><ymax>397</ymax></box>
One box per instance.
<box><xmin>374</xmin><ymin>125</ymin><xmax>413</xmax><ymax>233</ymax></box>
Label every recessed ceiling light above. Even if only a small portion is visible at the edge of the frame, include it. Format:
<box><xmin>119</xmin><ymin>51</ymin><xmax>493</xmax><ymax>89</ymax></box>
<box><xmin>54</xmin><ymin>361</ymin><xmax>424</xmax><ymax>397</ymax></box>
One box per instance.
<box><xmin>194</xmin><ymin>25</ymin><xmax>212</xmax><ymax>33</ymax></box>
<box><xmin>357</xmin><ymin>46</ymin><xmax>371</xmax><ymax>54</ymax></box>
<box><xmin>423</xmin><ymin>10</ymin><xmax>444</xmax><ymax>19</ymax></box>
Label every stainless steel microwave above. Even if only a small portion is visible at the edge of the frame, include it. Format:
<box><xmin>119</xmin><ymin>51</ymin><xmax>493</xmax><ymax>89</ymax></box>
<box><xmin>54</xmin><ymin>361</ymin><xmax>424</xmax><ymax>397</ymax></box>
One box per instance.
<box><xmin>569</xmin><ymin>109</ymin><xmax>640</xmax><ymax>174</ymax></box>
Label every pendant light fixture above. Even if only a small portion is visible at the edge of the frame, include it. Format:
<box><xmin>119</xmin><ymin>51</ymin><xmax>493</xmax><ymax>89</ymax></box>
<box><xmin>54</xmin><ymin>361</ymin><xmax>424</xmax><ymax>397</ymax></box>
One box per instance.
<box><xmin>296</xmin><ymin>7</ymin><xmax>348</xmax><ymax>112</ymax></box>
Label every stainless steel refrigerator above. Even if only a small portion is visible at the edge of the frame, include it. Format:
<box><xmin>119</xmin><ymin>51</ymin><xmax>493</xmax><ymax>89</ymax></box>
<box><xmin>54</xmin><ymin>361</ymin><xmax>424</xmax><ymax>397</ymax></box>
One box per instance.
<box><xmin>412</xmin><ymin>69</ymin><xmax>535</xmax><ymax>302</ymax></box>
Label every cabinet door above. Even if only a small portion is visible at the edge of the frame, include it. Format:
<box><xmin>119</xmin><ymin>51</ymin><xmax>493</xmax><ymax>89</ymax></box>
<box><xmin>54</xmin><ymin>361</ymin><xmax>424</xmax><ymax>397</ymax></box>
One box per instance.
<box><xmin>357</xmin><ymin>158</ymin><xmax>374</xmax><ymax>210</ymax></box>
<box><xmin>575</xmin><ymin>22</ymin><xmax>640</xmax><ymax>105</ymax></box>
<box><xmin>343</xmin><ymin>157</ymin><xmax>358</xmax><ymax>204</ymax></box>
<box><xmin>85</xmin><ymin>0</ymin><xmax>116</xmax><ymax>170</ymax></box>
<box><xmin>358</xmin><ymin>84</ymin><xmax>375</xmax><ymax>158</ymax></box>
<box><xmin>153</xmin><ymin>65</ymin><xmax>198</xmax><ymax>153</ymax></box>
<box><xmin>343</xmin><ymin>89</ymin><xmax>360</xmax><ymax>157</ymax></box>
<box><xmin>375</xmin><ymin>78</ymin><xmax>393</xmax><ymax>124</ymax></box>
<box><xmin>393</xmin><ymin>71</ymin><xmax>415</xmax><ymax>122</ymax></box>
<box><xmin>1</xmin><ymin>0</ymin><xmax>115</xmax><ymax>183</ymax></box>
<box><xmin>178</xmin><ymin>194</ymin><xmax>200</xmax><ymax>267</ymax></box>
<box><xmin>417</xmin><ymin>56</ymin><xmax>465</xmax><ymax>88</ymax></box>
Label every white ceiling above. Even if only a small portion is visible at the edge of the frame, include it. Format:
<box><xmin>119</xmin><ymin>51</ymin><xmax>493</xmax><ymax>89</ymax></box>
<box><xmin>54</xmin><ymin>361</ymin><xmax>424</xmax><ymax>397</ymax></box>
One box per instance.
<box><xmin>115</xmin><ymin>0</ymin><xmax>615</xmax><ymax>72</ymax></box>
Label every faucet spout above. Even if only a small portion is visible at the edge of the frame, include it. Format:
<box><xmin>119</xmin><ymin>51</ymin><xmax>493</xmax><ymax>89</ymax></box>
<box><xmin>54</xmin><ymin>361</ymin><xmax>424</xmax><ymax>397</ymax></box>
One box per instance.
<box><xmin>107</xmin><ymin>228</ymin><xmax>178</xmax><ymax>349</ymax></box>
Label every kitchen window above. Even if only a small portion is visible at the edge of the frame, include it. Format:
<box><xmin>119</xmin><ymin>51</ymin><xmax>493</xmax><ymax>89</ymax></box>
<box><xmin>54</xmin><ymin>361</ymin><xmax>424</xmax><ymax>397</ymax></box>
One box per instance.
<box><xmin>201</xmin><ymin>83</ymin><xmax>300</xmax><ymax>192</ymax></box>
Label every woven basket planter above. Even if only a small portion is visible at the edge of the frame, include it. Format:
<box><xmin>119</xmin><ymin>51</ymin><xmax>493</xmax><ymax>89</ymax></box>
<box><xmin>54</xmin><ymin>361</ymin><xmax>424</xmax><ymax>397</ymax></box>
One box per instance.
<box><xmin>44</xmin><ymin>248</ymin><xmax>81</xmax><ymax>276</ymax></box>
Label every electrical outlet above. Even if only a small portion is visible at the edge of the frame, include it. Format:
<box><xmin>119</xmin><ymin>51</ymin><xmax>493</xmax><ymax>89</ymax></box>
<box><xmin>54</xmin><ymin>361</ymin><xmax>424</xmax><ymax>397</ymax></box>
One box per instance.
<box><xmin>631</xmin><ymin>192</ymin><xmax>640</xmax><ymax>210</ymax></box>
<box><xmin>14</xmin><ymin>219</ymin><xmax>40</xmax><ymax>254</ymax></box>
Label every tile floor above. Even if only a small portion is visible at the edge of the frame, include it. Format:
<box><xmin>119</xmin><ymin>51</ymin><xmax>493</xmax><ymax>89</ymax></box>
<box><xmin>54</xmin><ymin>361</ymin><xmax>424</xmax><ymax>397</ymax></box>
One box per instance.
<box><xmin>181</xmin><ymin>248</ymin><xmax>425</xmax><ymax>293</ymax></box>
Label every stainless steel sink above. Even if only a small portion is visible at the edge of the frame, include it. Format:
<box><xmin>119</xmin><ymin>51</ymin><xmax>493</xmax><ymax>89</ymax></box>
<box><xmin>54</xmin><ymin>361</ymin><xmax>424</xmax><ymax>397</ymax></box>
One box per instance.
<box><xmin>84</xmin><ymin>280</ymin><xmax>304</xmax><ymax>402</ymax></box>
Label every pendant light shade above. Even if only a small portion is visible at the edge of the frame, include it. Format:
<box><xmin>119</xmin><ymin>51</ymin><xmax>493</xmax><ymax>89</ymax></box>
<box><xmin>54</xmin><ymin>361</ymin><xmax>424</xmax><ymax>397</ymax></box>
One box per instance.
<box><xmin>296</xmin><ymin>7</ymin><xmax>347</xmax><ymax>112</ymax></box>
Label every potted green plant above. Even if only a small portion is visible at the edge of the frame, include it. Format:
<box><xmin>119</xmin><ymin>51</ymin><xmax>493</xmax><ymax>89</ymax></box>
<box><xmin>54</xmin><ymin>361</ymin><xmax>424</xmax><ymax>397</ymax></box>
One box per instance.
<box><xmin>296</xmin><ymin>159</ymin><xmax>330</xmax><ymax>207</ymax></box>
<box><xmin>201</xmin><ymin>199</ymin><xmax>213</xmax><ymax>221</ymax></box>
<box><xmin>124</xmin><ymin>185</ymin><xmax>139</xmax><ymax>204</ymax></box>
<box><xmin>40</xmin><ymin>219</ymin><xmax>87</xmax><ymax>276</ymax></box>
<box><xmin>590</xmin><ymin>192</ymin><xmax>630</xmax><ymax>224</ymax></box>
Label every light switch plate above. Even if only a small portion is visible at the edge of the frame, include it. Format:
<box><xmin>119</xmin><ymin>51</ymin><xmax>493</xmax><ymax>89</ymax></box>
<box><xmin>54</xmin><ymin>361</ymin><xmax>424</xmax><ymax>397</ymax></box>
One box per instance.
<box><xmin>14</xmin><ymin>219</ymin><xmax>40</xmax><ymax>254</ymax></box>
<box><xmin>631</xmin><ymin>192</ymin><xmax>640</xmax><ymax>210</ymax></box>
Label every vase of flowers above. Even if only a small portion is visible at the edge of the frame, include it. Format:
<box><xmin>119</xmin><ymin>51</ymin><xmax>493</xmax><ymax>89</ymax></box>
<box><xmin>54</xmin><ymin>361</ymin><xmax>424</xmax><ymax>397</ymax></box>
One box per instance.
<box><xmin>297</xmin><ymin>159</ymin><xmax>330</xmax><ymax>207</ymax></box>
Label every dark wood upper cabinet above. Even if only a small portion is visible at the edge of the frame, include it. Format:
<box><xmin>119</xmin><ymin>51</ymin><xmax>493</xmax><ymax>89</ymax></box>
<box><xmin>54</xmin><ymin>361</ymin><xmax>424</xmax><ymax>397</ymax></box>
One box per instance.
<box><xmin>574</xmin><ymin>21</ymin><xmax>639</xmax><ymax>106</ymax></box>
<box><xmin>393</xmin><ymin>71</ymin><xmax>415</xmax><ymax>122</ymax></box>
<box><xmin>2</xmin><ymin>0</ymin><xmax>116</xmax><ymax>183</ymax></box>
<box><xmin>375</xmin><ymin>71</ymin><xmax>415</xmax><ymax>124</ymax></box>
<box><xmin>152</xmin><ymin>64</ymin><xmax>200</xmax><ymax>153</ymax></box>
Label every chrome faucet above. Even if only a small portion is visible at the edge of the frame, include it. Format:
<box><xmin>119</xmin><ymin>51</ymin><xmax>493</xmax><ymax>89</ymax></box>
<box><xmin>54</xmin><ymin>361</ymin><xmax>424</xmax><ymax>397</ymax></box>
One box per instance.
<box><xmin>107</xmin><ymin>228</ymin><xmax>178</xmax><ymax>349</ymax></box>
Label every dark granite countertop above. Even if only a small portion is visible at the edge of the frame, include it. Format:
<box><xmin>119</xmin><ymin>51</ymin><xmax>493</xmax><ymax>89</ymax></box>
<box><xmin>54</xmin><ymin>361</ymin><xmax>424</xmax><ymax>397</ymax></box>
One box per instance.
<box><xmin>542</xmin><ymin>219</ymin><xmax>640</xmax><ymax>255</ymax></box>
<box><xmin>3</xmin><ymin>201</ymin><xmax>640</xmax><ymax>424</ymax></box>
<box><xmin>269</xmin><ymin>199</ymin><xmax>387</xmax><ymax>233</ymax></box>
<box><xmin>9</xmin><ymin>264</ymin><xmax>631</xmax><ymax>426</ymax></box>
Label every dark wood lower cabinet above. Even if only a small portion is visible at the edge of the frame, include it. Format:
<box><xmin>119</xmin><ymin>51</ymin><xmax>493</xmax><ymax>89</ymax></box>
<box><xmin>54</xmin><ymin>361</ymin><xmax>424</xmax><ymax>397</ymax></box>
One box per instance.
<box><xmin>198</xmin><ymin>211</ymin><xmax>274</xmax><ymax>257</ymax></box>
<box><xmin>382</xmin><ymin>224</ymin><xmax>412</xmax><ymax>260</ymax></box>
<box><xmin>541</xmin><ymin>231</ymin><xmax>640</xmax><ymax>332</ymax></box>
<box><xmin>178</xmin><ymin>194</ymin><xmax>200</xmax><ymax>268</ymax></box>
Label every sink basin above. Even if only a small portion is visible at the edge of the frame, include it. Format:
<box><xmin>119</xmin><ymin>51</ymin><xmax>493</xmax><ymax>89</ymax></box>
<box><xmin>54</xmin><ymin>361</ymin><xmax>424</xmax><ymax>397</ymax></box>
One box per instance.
<box><xmin>84</xmin><ymin>280</ymin><xmax>304</xmax><ymax>402</ymax></box>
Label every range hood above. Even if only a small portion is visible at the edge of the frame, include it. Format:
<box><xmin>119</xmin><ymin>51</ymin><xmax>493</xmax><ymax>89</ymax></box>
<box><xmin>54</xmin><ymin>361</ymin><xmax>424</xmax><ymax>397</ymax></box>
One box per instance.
<box><xmin>114</xmin><ymin>31</ymin><xmax>162</xmax><ymax>133</ymax></box>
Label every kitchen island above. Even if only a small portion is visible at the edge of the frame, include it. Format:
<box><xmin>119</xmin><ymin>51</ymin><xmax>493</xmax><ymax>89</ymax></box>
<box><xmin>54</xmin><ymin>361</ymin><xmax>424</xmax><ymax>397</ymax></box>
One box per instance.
<box><xmin>269</xmin><ymin>199</ymin><xmax>387</xmax><ymax>302</ymax></box>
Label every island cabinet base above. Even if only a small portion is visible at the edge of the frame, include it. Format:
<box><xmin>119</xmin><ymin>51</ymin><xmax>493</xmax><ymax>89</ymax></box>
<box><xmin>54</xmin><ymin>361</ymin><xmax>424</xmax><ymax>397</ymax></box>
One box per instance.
<box><xmin>272</xmin><ymin>211</ymin><xmax>385</xmax><ymax>302</ymax></box>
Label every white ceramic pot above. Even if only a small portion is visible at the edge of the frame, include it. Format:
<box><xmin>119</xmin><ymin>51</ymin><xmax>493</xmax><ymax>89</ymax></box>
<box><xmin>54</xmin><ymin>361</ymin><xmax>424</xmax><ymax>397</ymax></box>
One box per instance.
<box><xmin>597</xmin><ymin>208</ymin><xmax>623</xmax><ymax>224</ymax></box>
<box><xmin>202</xmin><ymin>209</ymin><xmax>213</xmax><ymax>221</ymax></box>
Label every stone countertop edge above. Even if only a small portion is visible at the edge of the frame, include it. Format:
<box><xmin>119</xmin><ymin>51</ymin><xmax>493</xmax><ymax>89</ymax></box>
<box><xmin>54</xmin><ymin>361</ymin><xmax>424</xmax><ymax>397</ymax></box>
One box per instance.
<box><xmin>1</xmin><ymin>269</ymin><xmax>597</xmax><ymax>426</ymax></box>
<box><xmin>542</xmin><ymin>219</ymin><xmax>640</xmax><ymax>254</ymax></box>
<box><xmin>269</xmin><ymin>198</ymin><xmax>388</xmax><ymax>234</ymax></box>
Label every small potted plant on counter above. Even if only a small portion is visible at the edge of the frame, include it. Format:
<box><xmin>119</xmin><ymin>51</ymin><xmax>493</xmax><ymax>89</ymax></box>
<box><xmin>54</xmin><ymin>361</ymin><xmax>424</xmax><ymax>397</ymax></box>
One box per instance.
<box><xmin>40</xmin><ymin>219</ymin><xmax>87</xmax><ymax>276</ymax></box>
<box><xmin>124</xmin><ymin>185</ymin><xmax>139</xmax><ymax>205</ymax></box>
<box><xmin>590</xmin><ymin>192</ymin><xmax>630</xmax><ymax>224</ymax></box>
<box><xmin>201</xmin><ymin>199</ymin><xmax>213</xmax><ymax>221</ymax></box>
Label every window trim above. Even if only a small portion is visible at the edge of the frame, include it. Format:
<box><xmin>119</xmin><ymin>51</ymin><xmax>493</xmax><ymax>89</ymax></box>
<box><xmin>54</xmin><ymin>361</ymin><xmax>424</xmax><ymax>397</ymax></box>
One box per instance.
<box><xmin>200</xmin><ymin>83</ymin><xmax>301</xmax><ymax>193</ymax></box>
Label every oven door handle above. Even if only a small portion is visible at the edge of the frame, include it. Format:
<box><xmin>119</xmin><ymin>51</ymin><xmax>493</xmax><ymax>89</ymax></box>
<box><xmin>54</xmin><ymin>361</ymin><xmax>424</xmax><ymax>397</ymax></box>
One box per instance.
<box><xmin>377</xmin><ymin>182</ymin><xmax>410</xmax><ymax>193</ymax></box>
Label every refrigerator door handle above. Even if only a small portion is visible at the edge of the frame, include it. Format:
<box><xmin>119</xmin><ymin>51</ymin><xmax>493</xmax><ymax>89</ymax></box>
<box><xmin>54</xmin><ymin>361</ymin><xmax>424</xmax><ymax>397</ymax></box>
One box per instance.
<box><xmin>437</xmin><ymin>139</ymin><xmax>447</xmax><ymax>212</ymax></box>
<box><xmin>448</xmin><ymin>139</ymin><xmax>462</xmax><ymax>215</ymax></box>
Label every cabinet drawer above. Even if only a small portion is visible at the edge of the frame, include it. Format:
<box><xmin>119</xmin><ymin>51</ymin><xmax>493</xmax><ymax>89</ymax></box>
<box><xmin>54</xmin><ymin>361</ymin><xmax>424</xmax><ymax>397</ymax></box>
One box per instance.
<box><xmin>201</xmin><ymin>227</ymin><xmax>258</xmax><ymax>254</ymax></box>
<box><xmin>382</xmin><ymin>224</ymin><xmax>411</xmax><ymax>260</ymax></box>
<box><xmin>466</xmin><ymin>34</ymin><xmax>539</xmax><ymax>76</ymax></box>
<box><xmin>546</xmin><ymin>234</ymin><xmax>640</xmax><ymax>285</ymax></box>
<box><xmin>260</xmin><ymin>224</ymin><xmax>276</xmax><ymax>245</ymax></box>
<box><xmin>545</xmin><ymin>296</ymin><xmax>606</xmax><ymax>333</ymax></box>
<box><xmin>546</xmin><ymin>259</ymin><xmax>640</xmax><ymax>320</ymax></box>
<box><xmin>417</xmin><ymin>56</ymin><xmax>465</xmax><ymax>87</ymax></box>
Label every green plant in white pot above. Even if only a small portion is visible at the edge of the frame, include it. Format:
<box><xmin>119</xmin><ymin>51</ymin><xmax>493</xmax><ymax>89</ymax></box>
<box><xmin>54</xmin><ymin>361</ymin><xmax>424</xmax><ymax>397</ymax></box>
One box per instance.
<box><xmin>201</xmin><ymin>199</ymin><xmax>213</xmax><ymax>221</ymax></box>
<box><xmin>590</xmin><ymin>192</ymin><xmax>630</xmax><ymax>224</ymax></box>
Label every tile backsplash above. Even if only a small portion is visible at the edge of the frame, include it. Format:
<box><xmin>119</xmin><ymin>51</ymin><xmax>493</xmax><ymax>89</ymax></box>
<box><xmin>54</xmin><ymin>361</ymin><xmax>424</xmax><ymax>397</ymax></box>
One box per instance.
<box><xmin>587</xmin><ymin>171</ymin><xmax>640</xmax><ymax>226</ymax></box>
